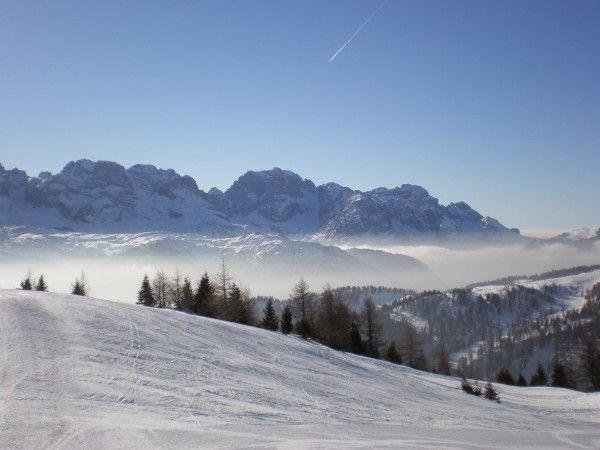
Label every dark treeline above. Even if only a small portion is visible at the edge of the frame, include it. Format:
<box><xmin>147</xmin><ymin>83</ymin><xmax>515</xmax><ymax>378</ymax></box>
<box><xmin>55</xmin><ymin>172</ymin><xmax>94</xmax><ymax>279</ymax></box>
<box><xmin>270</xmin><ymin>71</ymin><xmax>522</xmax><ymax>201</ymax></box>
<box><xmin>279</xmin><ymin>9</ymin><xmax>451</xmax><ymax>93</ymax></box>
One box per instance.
<box><xmin>134</xmin><ymin>265</ymin><xmax>385</xmax><ymax>358</ymax></box>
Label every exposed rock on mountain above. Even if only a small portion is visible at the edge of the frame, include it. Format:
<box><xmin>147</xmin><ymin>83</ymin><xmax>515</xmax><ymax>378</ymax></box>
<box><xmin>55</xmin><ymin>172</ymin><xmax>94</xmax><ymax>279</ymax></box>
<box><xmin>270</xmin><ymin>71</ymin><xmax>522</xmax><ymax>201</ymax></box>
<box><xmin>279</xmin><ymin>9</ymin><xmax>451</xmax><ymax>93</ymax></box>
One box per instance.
<box><xmin>0</xmin><ymin>160</ymin><xmax>520</xmax><ymax>244</ymax></box>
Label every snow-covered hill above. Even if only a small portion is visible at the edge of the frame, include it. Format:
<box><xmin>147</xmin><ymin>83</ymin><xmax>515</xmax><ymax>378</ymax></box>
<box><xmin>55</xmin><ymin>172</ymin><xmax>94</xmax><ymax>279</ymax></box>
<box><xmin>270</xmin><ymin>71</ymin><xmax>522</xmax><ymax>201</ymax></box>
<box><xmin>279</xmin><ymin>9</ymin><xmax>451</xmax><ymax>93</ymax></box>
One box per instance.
<box><xmin>1</xmin><ymin>290</ymin><xmax>599</xmax><ymax>449</ymax></box>
<box><xmin>0</xmin><ymin>160</ymin><xmax>521</xmax><ymax>244</ymax></box>
<box><xmin>381</xmin><ymin>267</ymin><xmax>600</xmax><ymax>386</ymax></box>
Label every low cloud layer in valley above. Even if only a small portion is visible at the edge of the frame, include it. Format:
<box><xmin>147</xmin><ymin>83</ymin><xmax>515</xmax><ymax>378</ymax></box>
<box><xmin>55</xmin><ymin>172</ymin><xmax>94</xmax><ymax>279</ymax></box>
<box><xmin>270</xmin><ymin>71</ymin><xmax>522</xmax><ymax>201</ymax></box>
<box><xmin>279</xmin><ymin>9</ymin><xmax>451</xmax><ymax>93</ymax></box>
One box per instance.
<box><xmin>1</xmin><ymin>229</ymin><xmax>598</xmax><ymax>302</ymax></box>
<box><xmin>362</xmin><ymin>240</ymin><xmax>600</xmax><ymax>289</ymax></box>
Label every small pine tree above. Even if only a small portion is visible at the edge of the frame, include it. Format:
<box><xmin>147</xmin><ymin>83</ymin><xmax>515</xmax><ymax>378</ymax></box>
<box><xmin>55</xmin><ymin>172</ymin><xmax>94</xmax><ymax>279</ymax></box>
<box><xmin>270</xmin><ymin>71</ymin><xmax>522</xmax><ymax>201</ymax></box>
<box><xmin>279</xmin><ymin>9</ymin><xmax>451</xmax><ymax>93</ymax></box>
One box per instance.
<box><xmin>348</xmin><ymin>320</ymin><xmax>364</xmax><ymax>355</ymax></box>
<box><xmin>550</xmin><ymin>361</ymin><xmax>570</xmax><ymax>388</ymax></box>
<box><xmin>20</xmin><ymin>268</ymin><xmax>33</xmax><ymax>290</ymax></box>
<box><xmin>496</xmin><ymin>367</ymin><xmax>515</xmax><ymax>385</ymax></box>
<box><xmin>530</xmin><ymin>362</ymin><xmax>548</xmax><ymax>386</ymax></box>
<box><xmin>296</xmin><ymin>317</ymin><xmax>312</xmax><ymax>339</ymax></box>
<box><xmin>460</xmin><ymin>377</ymin><xmax>481</xmax><ymax>396</ymax></box>
<box><xmin>516</xmin><ymin>373</ymin><xmax>528</xmax><ymax>386</ymax></box>
<box><xmin>260</xmin><ymin>298</ymin><xmax>279</xmax><ymax>331</ymax></box>
<box><xmin>20</xmin><ymin>277</ymin><xmax>33</xmax><ymax>290</ymax></box>
<box><xmin>280</xmin><ymin>304</ymin><xmax>293</xmax><ymax>334</ymax></box>
<box><xmin>136</xmin><ymin>274</ymin><xmax>155</xmax><ymax>307</ymax></box>
<box><xmin>383</xmin><ymin>341</ymin><xmax>402</xmax><ymax>364</ymax></box>
<box><xmin>228</xmin><ymin>283</ymin><xmax>254</xmax><ymax>325</ymax></box>
<box><xmin>71</xmin><ymin>271</ymin><xmax>89</xmax><ymax>296</ymax></box>
<box><xmin>483</xmin><ymin>381</ymin><xmax>500</xmax><ymax>402</ymax></box>
<box><xmin>193</xmin><ymin>272</ymin><xmax>215</xmax><ymax>316</ymax></box>
<box><xmin>35</xmin><ymin>274</ymin><xmax>48</xmax><ymax>292</ymax></box>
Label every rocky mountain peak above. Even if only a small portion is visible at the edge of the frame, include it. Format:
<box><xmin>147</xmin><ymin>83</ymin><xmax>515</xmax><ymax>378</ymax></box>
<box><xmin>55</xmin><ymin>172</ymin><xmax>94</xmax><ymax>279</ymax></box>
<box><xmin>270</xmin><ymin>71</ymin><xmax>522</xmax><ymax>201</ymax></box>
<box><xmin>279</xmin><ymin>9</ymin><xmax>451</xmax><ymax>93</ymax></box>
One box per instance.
<box><xmin>225</xmin><ymin>168</ymin><xmax>317</xmax><ymax>224</ymax></box>
<box><xmin>0</xmin><ymin>160</ymin><xmax>521</xmax><ymax>244</ymax></box>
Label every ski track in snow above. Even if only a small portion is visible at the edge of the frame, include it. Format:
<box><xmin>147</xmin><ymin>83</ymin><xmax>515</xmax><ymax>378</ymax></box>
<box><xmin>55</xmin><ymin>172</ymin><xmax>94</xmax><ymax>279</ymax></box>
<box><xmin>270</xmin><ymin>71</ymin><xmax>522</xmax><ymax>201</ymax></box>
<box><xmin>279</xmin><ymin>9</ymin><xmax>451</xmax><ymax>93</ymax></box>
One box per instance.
<box><xmin>1</xmin><ymin>290</ymin><xmax>599</xmax><ymax>449</ymax></box>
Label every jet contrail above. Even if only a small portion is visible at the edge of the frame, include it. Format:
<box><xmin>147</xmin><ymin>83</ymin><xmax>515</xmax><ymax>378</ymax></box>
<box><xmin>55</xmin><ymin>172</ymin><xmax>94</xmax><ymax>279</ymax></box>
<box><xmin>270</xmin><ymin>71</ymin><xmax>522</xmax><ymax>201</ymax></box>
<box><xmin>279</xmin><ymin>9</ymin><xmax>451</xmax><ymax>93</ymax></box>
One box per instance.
<box><xmin>329</xmin><ymin>0</ymin><xmax>388</xmax><ymax>62</ymax></box>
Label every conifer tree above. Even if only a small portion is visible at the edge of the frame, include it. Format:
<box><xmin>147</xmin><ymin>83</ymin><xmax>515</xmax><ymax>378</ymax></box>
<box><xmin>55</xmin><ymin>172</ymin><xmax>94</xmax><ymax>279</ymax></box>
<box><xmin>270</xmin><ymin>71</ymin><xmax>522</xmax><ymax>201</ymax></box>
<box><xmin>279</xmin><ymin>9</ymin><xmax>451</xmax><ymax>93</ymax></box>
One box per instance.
<box><xmin>20</xmin><ymin>268</ymin><xmax>33</xmax><ymax>290</ymax></box>
<box><xmin>516</xmin><ymin>373</ymin><xmax>528</xmax><ymax>386</ymax></box>
<box><xmin>295</xmin><ymin>317</ymin><xmax>312</xmax><ymax>339</ymax></box>
<box><xmin>483</xmin><ymin>381</ymin><xmax>499</xmax><ymax>402</ymax></box>
<box><xmin>136</xmin><ymin>274</ymin><xmax>155</xmax><ymax>307</ymax></box>
<box><xmin>260</xmin><ymin>298</ymin><xmax>279</xmax><ymax>331</ymax></box>
<box><xmin>237</xmin><ymin>285</ymin><xmax>256</xmax><ymax>325</ymax></box>
<box><xmin>461</xmin><ymin>377</ymin><xmax>481</xmax><ymax>396</ymax></box>
<box><xmin>224</xmin><ymin>283</ymin><xmax>254</xmax><ymax>325</ymax></box>
<box><xmin>35</xmin><ymin>274</ymin><xmax>48</xmax><ymax>292</ymax></box>
<box><xmin>71</xmin><ymin>271</ymin><xmax>89</xmax><ymax>296</ymax></box>
<box><xmin>228</xmin><ymin>283</ymin><xmax>243</xmax><ymax>323</ymax></box>
<box><xmin>20</xmin><ymin>277</ymin><xmax>33</xmax><ymax>290</ymax></box>
<box><xmin>348</xmin><ymin>320</ymin><xmax>365</xmax><ymax>355</ymax></box>
<box><xmin>530</xmin><ymin>362</ymin><xmax>548</xmax><ymax>386</ymax></box>
<box><xmin>496</xmin><ymin>367</ymin><xmax>515</xmax><ymax>385</ymax></box>
<box><xmin>383</xmin><ymin>341</ymin><xmax>402</xmax><ymax>364</ymax></box>
<box><xmin>315</xmin><ymin>286</ymin><xmax>352</xmax><ymax>350</ymax></box>
<box><xmin>280</xmin><ymin>304</ymin><xmax>293</xmax><ymax>334</ymax></box>
<box><xmin>550</xmin><ymin>360</ymin><xmax>570</xmax><ymax>388</ymax></box>
<box><xmin>194</xmin><ymin>272</ymin><xmax>215</xmax><ymax>317</ymax></box>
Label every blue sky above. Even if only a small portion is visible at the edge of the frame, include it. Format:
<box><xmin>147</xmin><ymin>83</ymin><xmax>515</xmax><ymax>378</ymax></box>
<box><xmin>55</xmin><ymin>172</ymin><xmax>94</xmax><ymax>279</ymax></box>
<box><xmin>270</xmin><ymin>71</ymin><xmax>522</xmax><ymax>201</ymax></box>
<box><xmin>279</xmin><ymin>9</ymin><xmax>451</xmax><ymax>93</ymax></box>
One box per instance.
<box><xmin>1</xmin><ymin>0</ymin><xmax>599</xmax><ymax>230</ymax></box>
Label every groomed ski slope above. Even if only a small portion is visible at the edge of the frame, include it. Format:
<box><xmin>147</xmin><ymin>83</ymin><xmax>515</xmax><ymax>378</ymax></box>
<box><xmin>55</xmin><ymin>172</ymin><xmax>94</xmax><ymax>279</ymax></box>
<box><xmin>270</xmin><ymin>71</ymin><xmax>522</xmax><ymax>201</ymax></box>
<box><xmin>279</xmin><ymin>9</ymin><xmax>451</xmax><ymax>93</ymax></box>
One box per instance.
<box><xmin>1</xmin><ymin>290</ymin><xmax>599</xmax><ymax>449</ymax></box>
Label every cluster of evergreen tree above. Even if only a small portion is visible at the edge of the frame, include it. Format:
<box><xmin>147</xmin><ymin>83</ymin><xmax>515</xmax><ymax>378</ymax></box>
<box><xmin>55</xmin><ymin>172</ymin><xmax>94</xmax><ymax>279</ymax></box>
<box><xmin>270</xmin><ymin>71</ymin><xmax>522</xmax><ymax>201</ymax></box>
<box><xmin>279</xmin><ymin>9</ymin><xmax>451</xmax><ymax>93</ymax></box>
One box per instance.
<box><xmin>284</xmin><ymin>278</ymin><xmax>389</xmax><ymax>358</ymax></box>
<box><xmin>135</xmin><ymin>270</ymin><xmax>387</xmax><ymax>359</ymax></box>
<box><xmin>19</xmin><ymin>270</ymin><xmax>48</xmax><ymax>292</ymax></box>
<box><xmin>136</xmin><ymin>260</ymin><xmax>255</xmax><ymax>326</ymax></box>
<box><xmin>460</xmin><ymin>377</ymin><xmax>499</xmax><ymax>402</ymax></box>
<box><xmin>19</xmin><ymin>269</ymin><xmax>90</xmax><ymax>296</ymax></box>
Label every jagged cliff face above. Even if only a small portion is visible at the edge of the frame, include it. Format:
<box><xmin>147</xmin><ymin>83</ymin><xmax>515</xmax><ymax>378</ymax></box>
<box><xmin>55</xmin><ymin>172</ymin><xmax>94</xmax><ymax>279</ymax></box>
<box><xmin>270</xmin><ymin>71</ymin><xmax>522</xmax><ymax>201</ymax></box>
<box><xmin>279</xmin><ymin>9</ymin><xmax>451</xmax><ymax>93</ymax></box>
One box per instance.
<box><xmin>0</xmin><ymin>160</ymin><xmax>520</xmax><ymax>243</ymax></box>
<box><xmin>0</xmin><ymin>160</ymin><xmax>230</xmax><ymax>233</ymax></box>
<box><xmin>223</xmin><ymin>168</ymin><xmax>320</xmax><ymax>236</ymax></box>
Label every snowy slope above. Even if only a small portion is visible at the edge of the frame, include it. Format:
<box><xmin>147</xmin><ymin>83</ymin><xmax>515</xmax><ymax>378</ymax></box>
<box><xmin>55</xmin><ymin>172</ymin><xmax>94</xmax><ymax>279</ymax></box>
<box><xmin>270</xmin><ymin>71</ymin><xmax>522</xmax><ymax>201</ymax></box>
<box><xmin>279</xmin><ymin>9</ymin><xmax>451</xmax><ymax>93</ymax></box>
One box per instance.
<box><xmin>472</xmin><ymin>269</ymin><xmax>600</xmax><ymax>313</ymax></box>
<box><xmin>1</xmin><ymin>290</ymin><xmax>599</xmax><ymax>449</ymax></box>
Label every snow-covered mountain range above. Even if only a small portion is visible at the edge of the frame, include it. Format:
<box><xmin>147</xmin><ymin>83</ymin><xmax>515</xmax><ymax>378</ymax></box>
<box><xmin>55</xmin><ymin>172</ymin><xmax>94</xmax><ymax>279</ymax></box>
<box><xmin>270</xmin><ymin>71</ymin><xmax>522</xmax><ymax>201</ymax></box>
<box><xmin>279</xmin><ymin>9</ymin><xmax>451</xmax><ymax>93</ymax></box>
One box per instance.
<box><xmin>527</xmin><ymin>227</ymin><xmax>600</xmax><ymax>251</ymax></box>
<box><xmin>0</xmin><ymin>159</ymin><xmax>520</xmax><ymax>244</ymax></box>
<box><xmin>1</xmin><ymin>289</ymin><xmax>598</xmax><ymax>448</ymax></box>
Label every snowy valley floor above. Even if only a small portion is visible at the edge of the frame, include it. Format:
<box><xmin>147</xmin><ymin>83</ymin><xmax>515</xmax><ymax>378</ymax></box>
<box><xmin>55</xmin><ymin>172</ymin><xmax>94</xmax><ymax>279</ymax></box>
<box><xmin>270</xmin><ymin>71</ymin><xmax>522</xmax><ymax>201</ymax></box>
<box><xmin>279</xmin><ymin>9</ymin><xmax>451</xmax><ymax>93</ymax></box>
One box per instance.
<box><xmin>1</xmin><ymin>290</ymin><xmax>599</xmax><ymax>449</ymax></box>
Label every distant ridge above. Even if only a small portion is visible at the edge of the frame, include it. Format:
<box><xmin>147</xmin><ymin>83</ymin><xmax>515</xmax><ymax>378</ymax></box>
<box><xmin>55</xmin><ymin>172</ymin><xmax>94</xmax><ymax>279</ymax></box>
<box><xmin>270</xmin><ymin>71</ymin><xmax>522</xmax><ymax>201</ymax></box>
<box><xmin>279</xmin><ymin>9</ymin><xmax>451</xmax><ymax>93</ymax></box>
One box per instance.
<box><xmin>464</xmin><ymin>264</ymin><xmax>600</xmax><ymax>289</ymax></box>
<box><xmin>0</xmin><ymin>160</ymin><xmax>521</xmax><ymax>245</ymax></box>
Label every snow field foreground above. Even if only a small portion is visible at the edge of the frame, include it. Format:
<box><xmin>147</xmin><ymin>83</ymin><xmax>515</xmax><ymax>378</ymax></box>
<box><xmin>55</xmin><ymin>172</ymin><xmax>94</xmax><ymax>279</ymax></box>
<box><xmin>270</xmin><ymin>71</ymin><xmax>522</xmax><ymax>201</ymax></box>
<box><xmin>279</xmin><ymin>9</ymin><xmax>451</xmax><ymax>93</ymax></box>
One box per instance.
<box><xmin>1</xmin><ymin>291</ymin><xmax>599</xmax><ymax>449</ymax></box>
